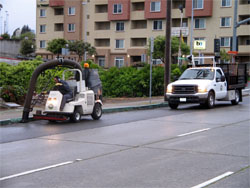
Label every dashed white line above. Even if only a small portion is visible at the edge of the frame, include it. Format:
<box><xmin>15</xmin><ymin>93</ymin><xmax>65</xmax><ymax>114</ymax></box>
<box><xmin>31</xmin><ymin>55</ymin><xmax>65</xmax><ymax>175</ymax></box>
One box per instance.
<box><xmin>191</xmin><ymin>171</ymin><xmax>234</xmax><ymax>188</ymax></box>
<box><xmin>0</xmin><ymin>161</ymin><xmax>74</xmax><ymax>181</ymax></box>
<box><xmin>178</xmin><ymin>128</ymin><xmax>210</xmax><ymax>137</ymax></box>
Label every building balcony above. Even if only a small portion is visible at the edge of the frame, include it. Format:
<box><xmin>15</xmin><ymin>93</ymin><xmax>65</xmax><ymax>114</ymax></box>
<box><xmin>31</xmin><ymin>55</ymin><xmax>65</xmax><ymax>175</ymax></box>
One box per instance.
<box><xmin>37</xmin><ymin>0</ymin><xmax>49</xmax><ymax>6</ymax></box>
<box><xmin>172</xmin><ymin>8</ymin><xmax>186</xmax><ymax>19</ymax></box>
<box><xmin>237</xmin><ymin>25</ymin><xmax>250</xmax><ymax>36</ymax></box>
<box><xmin>94</xmin><ymin>13</ymin><xmax>109</xmax><ymax>22</ymax></box>
<box><xmin>239</xmin><ymin>45</ymin><xmax>250</xmax><ymax>54</ymax></box>
<box><xmin>238</xmin><ymin>4</ymin><xmax>250</xmax><ymax>15</ymax></box>
<box><xmin>49</xmin><ymin>0</ymin><xmax>64</xmax><ymax>7</ymax></box>
<box><xmin>171</xmin><ymin>27</ymin><xmax>189</xmax><ymax>37</ymax></box>
<box><xmin>130</xmin><ymin>11</ymin><xmax>145</xmax><ymax>20</ymax></box>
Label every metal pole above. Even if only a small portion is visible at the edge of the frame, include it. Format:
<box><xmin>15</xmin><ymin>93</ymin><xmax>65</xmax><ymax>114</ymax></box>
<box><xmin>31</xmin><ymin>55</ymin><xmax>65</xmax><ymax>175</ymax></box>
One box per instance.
<box><xmin>149</xmin><ymin>37</ymin><xmax>154</xmax><ymax>104</ymax></box>
<box><xmin>190</xmin><ymin>0</ymin><xmax>194</xmax><ymax>55</ymax></box>
<box><xmin>82</xmin><ymin>2</ymin><xmax>87</xmax><ymax>61</ymax></box>
<box><xmin>232</xmin><ymin>0</ymin><xmax>238</xmax><ymax>63</ymax></box>
<box><xmin>178</xmin><ymin>6</ymin><xmax>183</xmax><ymax>66</ymax></box>
<box><xmin>164</xmin><ymin>0</ymin><xmax>172</xmax><ymax>101</ymax></box>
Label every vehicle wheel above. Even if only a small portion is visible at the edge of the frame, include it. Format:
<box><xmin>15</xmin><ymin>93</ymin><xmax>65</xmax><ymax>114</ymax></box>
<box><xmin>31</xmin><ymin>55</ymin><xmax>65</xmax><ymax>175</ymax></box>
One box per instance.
<box><xmin>231</xmin><ymin>90</ymin><xmax>240</xmax><ymax>105</ymax></box>
<box><xmin>91</xmin><ymin>103</ymin><xmax>102</xmax><ymax>120</ymax></box>
<box><xmin>48</xmin><ymin>120</ymin><xmax>57</xmax><ymax>123</ymax></box>
<box><xmin>169</xmin><ymin>102</ymin><xmax>179</xmax><ymax>109</ymax></box>
<box><xmin>206</xmin><ymin>91</ymin><xmax>215</xmax><ymax>109</ymax></box>
<box><xmin>70</xmin><ymin>109</ymin><xmax>81</xmax><ymax>122</ymax></box>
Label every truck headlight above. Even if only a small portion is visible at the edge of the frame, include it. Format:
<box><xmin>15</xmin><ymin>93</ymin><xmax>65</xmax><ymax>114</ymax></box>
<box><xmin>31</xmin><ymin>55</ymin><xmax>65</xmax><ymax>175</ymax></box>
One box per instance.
<box><xmin>198</xmin><ymin>85</ymin><xmax>207</xmax><ymax>93</ymax></box>
<box><xmin>167</xmin><ymin>85</ymin><xmax>173</xmax><ymax>93</ymax></box>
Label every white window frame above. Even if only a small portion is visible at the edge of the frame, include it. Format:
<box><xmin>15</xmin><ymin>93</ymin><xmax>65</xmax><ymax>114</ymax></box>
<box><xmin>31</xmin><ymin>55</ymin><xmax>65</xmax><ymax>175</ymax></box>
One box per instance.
<box><xmin>68</xmin><ymin>23</ymin><xmax>75</xmax><ymax>32</ymax></box>
<box><xmin>194</xmin><ymin>18</ymin><xmax>206</xmax><ymax>29</ymax></box>
<box><xmin>150</xmin><ymin>1</ymin><xmax>161</xmax><ymax>12</ymax></box>
<box><xmin>221</xmin><ymin>0</ymin><xmax>232</xmax><ymax>7</ymax></box>
<box><xmin>220</xmin><ymin>37</ymin><xmax>231</xmax><ymax>47</ymax></box>
<box><xmin>193</xmin><ymin>0</ymin><xmax>204</xmax><ymax>9</ymax></box>
<box><xmin>115</xmin><ymin>39</ymin><xmax>125</xmax><ymax>49</ymax></box>
<box><xmin>68</xmin><ymin>7</ymin><xmax>76</xmax><ymax>15</ymax></box>
<box><xmin>115</xmin><ymin>57</ymin><xmax>124</xmax><ymax>68</ymax></box>
<box><xmin>116</xmin><ymin>22</ymin><xmax>125</xmax><ymax>31</ymax></box>
<box><xmin>153</xmin><ymin>20</ymin><xmax>163</xmax><ymax>30</ymax></box>
<box><xmin>40</xmin><ymin>25</ymin><xmax>46</xmax><ymax>33</ymax></box>
<box><xmin>40</xmin><ymin>9</ymin><xmax>46</xmax><ymax>17</ymax></box>
<box><xmin>221</xmin><ymin>17</ymin><xmax>231</xmax><ymax>27</ymax></box>
<box><xmin>40</xmin><ymin>40</ymin><xmax>46</xmax><ymax>48</ymax></box>
<box><xmin>113</xmin><ymin>4</ymin><xmax>123</xmax><ymax>14</ymax></box>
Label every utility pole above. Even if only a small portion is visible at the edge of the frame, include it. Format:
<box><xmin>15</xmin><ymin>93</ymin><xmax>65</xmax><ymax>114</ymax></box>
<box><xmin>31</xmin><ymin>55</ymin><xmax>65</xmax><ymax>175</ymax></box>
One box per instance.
<box><xmin>232</xmin><ymin>0</ymin><xmax>238</xmax><ymax>63</ymax></box>
<box><xmin>0</xmin><ymin>4</ymin><xmax>2</xmax><ymax>35</ymax></box>
<box><xmin>190</xmin><ymin>0</ymin><xmax>194</xmax><ymax>55</ymax></box>
<box><xmin>164</xmin><ymin>0</ymin><xmax>172</xmax><ymax>101</ymax></box>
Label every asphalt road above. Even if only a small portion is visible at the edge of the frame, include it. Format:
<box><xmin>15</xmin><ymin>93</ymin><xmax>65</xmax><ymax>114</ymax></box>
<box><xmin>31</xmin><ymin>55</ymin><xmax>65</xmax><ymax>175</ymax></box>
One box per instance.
<box><xmin>1</xmin><ymin>97</ymin><xmax>249</xmax><ymax>188</ymax></box>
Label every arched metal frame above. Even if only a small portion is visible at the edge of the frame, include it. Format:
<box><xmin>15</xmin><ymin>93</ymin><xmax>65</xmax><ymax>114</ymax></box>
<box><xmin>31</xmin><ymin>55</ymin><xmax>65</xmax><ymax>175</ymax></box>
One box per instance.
<box><xmin>21</xmin><ymin>59</ymin><xmax>83</xmax><ymax>122</ymax></box>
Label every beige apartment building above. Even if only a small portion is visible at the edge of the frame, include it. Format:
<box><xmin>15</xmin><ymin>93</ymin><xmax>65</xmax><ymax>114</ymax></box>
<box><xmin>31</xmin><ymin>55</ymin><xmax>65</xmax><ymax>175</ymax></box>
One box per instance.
<box><xmin>36</xmin><ymin>0</ymin><xmax>250</xmax><ymax>68</ymax></box>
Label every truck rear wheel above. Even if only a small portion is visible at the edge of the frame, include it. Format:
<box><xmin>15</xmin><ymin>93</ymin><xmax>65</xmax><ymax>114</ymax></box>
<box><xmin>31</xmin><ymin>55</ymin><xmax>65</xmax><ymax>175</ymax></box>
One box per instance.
<box><xmin>206</xmin><ymin>91</ymin><xmax>215</xmax><ymax>109</ymax></box>
<box><xmin>169</xmin><ymin>102</ymin><xmax>179</xmax><ymax>109</ymax></box>
<box><xmin>231</xmin><ymin>90</ymin><xmax>240</xmax><ymax>105</ymax></box>
<box><xmin>91</xmin><ymin>103</ymin><xmax>102</xmax><ymax>120</ymax></box>
<box><xmin>70</xmin><ymin>109</ymin><xmax>81</xmax><ymax>122</ymax></box>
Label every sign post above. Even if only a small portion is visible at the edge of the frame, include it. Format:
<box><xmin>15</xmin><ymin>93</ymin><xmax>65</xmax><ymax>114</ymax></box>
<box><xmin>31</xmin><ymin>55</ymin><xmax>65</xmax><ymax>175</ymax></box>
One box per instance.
<box><xmin>149</xmin><ymin>37</ymin><xmax>154</xmax><ymax>104</ymax></box>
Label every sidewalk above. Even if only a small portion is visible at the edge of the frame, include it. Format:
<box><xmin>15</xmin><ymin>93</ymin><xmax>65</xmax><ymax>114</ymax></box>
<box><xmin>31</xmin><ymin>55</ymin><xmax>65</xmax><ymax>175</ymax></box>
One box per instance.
<box><xmin>0</xmin><ymin>96</ymin><xmax>167</xmax><ymax>125</ymax></box>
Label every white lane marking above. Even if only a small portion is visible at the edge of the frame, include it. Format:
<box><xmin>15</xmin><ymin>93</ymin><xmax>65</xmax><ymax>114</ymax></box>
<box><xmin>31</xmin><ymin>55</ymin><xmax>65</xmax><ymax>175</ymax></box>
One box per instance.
<box><xmin>0</xmin><ymin>161</ymin><xmax>74</xmax><ymax>181</ymax></box>
<box><xmin>178</xmin><ymin>128</ymin><xmax>210</xmax><ymax>137</ymax></box>
<box><xmin>191</xmin><ymin>171</ymin><xmax>234</xmax><ymax>188</ymax></box>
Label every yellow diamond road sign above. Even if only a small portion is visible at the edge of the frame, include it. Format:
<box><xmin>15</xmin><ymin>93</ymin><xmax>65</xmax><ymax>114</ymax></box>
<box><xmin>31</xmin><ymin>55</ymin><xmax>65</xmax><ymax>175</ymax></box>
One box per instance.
<box><xmin>194</xmin><ymin>40</ymin><xmax>206</xmax><ymax>50</ymax></box>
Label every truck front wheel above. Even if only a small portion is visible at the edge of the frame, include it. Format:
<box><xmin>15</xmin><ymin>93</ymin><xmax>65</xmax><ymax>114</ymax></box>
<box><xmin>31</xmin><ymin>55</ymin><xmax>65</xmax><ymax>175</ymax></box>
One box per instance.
<box><xmin>231</xmin><ymin>90</ymin><xmax>240</xmax><ymax>105</ymax></box>
<box><xmin>206</xmin><ymin>91</ymin><xmax>215</xmax><ymax>109</ymax></box>
<box><xmin>169</xmin><ymin>102</ymin><xmax>179</xmax><ymax>109</ymax></box>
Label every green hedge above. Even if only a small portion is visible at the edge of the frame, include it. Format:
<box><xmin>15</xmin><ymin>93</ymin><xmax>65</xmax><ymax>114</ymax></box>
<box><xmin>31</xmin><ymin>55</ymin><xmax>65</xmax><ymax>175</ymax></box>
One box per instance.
<box><xmin>0</xmin><ymin>59</ymin><xmax>186</xmax><ymax>103</ymax></box>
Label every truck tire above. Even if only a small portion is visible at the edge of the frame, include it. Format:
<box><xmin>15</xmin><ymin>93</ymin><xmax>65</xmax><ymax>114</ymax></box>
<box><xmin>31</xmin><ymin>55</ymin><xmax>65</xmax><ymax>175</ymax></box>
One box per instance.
<box><xmin>91</xmin><ymin>103</ymin><xmax>102</xmax><ymax>120</ymax></box>
<box><xmin>70</xmin><ymin>109</ymin><xmax>81</xmax><ymax>122</ymax></box>
<box><xmin>206</xmin><ymin>91</ymin><xmax>215</xmax><ymax>109</ymax></box>
<box><xmin>169</xmin><ymin>102</ymin><xmax>179</xmax><ymax>109</ymax></box>
<box><xmin>231</xmin><ymin>90</ymin><xmax>240</xmax><ymax>105</ymax></box>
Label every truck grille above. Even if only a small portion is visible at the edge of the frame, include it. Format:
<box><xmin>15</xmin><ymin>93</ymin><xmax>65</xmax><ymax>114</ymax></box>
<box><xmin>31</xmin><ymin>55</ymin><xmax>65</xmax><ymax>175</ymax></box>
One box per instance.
<box><xmin>173</xmin><ymin>85</ymin><xmax>197</xmax><ymax>94</ymax></box>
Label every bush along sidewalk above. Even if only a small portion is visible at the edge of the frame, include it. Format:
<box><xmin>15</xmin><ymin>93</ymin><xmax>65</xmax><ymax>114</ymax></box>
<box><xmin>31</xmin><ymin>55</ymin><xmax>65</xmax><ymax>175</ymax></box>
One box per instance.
<box><xmin>0</xmin><ymin>58</ymin><xmax>187</xmax><ymax>103</ymax></box>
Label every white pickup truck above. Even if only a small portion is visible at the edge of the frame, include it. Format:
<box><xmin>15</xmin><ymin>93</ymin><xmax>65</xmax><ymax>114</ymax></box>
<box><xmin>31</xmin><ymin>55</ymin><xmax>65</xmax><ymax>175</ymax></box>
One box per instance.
<box><xmin>166</xmin><ymin>59</ymin><xmax>247</xmax><ymax>109</ymax></box>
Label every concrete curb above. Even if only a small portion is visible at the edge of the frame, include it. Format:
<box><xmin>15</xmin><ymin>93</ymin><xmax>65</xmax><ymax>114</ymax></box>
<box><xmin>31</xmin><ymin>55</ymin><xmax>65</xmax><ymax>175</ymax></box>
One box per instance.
<box><xmin>0</xmin><ymin>102</ymin><xmax>168</xmax><ymax>126</ymax></box>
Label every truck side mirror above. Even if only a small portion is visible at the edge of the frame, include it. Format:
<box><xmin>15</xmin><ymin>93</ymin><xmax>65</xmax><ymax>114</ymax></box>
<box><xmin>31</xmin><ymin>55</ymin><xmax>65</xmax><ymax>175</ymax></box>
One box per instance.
<box><xmin>221</xmin><ymin>76</ymin><xmax>226</xmax><ymax>82</ymax></box>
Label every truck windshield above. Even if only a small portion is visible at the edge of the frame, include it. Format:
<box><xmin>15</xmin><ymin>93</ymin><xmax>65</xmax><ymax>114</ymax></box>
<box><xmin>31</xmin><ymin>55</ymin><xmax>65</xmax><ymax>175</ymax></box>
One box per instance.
<box><xmin>179</xmin><ymin>69</ymin><xmax>214</xmax><ymax>80</ymax></box>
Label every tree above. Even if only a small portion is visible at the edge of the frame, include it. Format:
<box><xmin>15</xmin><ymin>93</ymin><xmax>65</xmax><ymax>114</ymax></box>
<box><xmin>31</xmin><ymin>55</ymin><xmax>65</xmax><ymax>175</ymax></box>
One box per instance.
<box><xmin>220</xmin><ymin>49</ymin><xmax>230</xmax><ymax>63</ymax></box>
<box><xmin>149</xmin><ymin>36</ymin><xmax>190</xmax><ymax>63</ymax></box>
<box><xmin>1</xmin><ymin>33</ymin><xmax>10</xmax><ymax>40</ymax></box>
<box><xmin>19</xmin><ymin>32</ymin><xmax>36</xmax><ymax>56</ymax></box>
<box><xmin>21</xmin><ymin>25</ymin><xmax>31</xmax><ymax>35</ymax></box>
<box><xmin>68</xmin><ymin>40</ymin><xmax>96</xmax><ymax>61</ymax></box>
<box><xmin>47</xmin><ymin>38</ymin><xmax>67</xmax><ymax>57</ymax></box>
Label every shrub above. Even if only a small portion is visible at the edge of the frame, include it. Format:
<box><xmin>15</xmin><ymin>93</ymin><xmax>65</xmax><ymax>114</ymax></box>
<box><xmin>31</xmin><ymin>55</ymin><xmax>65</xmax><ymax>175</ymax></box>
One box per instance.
<box><xmin>0</xmin><ymin>85</ymin><xmax>26</xmax><ymax>104</ymax></box>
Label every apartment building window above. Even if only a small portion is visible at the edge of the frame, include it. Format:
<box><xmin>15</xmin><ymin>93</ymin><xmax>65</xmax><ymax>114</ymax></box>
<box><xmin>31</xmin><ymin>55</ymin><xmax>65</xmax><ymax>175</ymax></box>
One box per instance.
<box><xmin>221</xmin><ymin>0</ymin><xmax>231</xmax><ymax>7</ymax></box>
<box><xmin>113</xmin><ymin>4</ymin><xmax>122</xmax><ymax>14</ymax></box>
<box><xmin>194</xmin><ymin>37</ymin><xmax>205</xmax><ymax>41</ymax></box>
<box><xmin>68</xmin><ymin>7</ymin><xmax>75</xmax><ymax>15</ymax></box>
<box><xmin>40</xmin><ymin>25</ymin><xmax>46</xmax><ymax>33</ymax></box>
<box><xmin>55</xmin><ymin>8</ymin><xmax>64</xmax><ymax>15</ymax></box>
<box><xmin>220</xmin><ymin>37</ymin><xmax>231</xmax><ymax>47</ymax></box>
<box><xmin>153</xmin><ymin>20</ymin><xmax>162</xmax><ymax>30</ymax></box>
<box><xmin>68</xmin><ymin>23</ymin><xmax>75</xmax><ymax>32</ymax></box>
<box><xmin>194</xmin><ymin>18</ymin><xmax>206</xmax><ymax>29</ymax></box>
<box><xmin>193</xmin><ymin>0</ymin><xmax>203</xmax><ymax>9</ymax></box>
<box><xmin>115</xmin><ymin>57</ymin><xmax>124</xmax><ymax>68</ymax></box>
<box><xmin>221</xmin><ymin>17</ymin><xmax>231</xmax><ymax>27</ymax></box>
<box><xmin>55</xmin><ymin>23</ymin><xmax>64</xmax><ymax>31</ymax></box>
<box><xmin>115</xmin><ymin>39</ymin><xmax>124</xmax><ymax>49</ymax></box>
<box><xmin>150</xmin><ymin>1</ymin><xmax>161</xmax><ymax>12</ymax></box>
<box><xmin>40</xmin><ymin>9</ymin><xmax>46</xmax><ymax>17</ymax></box>
<box><xmin>40</xmin><ymin>40</ymin><xmax>46</xmax><ymax>48</ymax></box>
<box><xmin>98</xmin><ymin>57</ymin><xmax>105</xmax><ymax>67</ymax></box>
<box><xmin>116</xmin><ymin>22</ymin><xmax>124</xmax><ymax>31</ymax></box>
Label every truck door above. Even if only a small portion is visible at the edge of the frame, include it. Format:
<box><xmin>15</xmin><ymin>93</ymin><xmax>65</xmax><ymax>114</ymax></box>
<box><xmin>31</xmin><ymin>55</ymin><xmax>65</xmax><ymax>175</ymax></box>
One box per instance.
<box><xmin>215</xmin><ymin>69</ymin><xmax>227</xmax><ymax>99</ymax></box>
